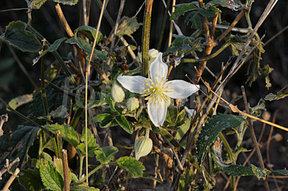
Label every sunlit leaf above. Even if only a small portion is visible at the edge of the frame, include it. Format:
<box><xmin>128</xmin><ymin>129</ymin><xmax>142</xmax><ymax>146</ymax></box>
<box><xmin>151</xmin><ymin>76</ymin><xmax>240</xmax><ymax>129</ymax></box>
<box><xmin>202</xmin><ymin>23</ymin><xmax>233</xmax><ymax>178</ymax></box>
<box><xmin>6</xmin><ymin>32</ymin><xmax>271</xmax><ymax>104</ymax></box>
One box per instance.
<box><xmin>77</xmin><ymin>128</ymin><xmax>99</xmax><ymax>157</ymax></box>
<box><xmin>40</xmin><ymin>160</ymin><xmax>64</xmax><ymax>191</ymax></box>
<box><xmin>8</xmin><ymin>94</ymin><xmax>33</xmax><ymax>110</ymax></box>
<box><xmin>116</xmin><ymin>156</ymin><xmax>145</xmax><ymax>177</ymax></box>
<box><xmin>43</xmin><ymin>123</ymin><xmax>79</xmax><ymax>147</ymax></box>
<box><xmin>95</xmin><ymin>146</ymin><xmax>118</xmax><ymax>164</ymax></box>
<box><xmin>115</xmin><ymin>115</ymin><xmax>132</xmax><ymax>134</ymax></box>
<box><xmin>53</xmin><ymin>0</ymin><xmax>78</xmax><ymax>5</ymax></box>
<box><xmin>116</xmin><ymin>17</ymin><xmax>142</xmax><ymax>37</ymax></box>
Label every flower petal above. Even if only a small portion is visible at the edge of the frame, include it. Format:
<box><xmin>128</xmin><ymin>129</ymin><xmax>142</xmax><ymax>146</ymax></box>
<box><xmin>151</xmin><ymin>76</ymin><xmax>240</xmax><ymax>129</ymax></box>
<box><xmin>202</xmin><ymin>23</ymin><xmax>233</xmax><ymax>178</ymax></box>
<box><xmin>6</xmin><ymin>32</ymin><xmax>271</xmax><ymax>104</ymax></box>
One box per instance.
<box><xmin>164</xmin><ymin>80</ymin><xmax>199</xmax><ymax>99</ymax></box>
<box><xmin>147</xmin><ymin>99</ymin><xmax>167</xmax><ymax>127</ymax></box>
<box><xmin>117</xmin><ymin>76</ymin><xmax>148</xmax><ymax>94</ymax></box>
<box><xmin>149</xmin><ymin>52</ymin><xmax>168</xmax><ymax>83</ymax></box>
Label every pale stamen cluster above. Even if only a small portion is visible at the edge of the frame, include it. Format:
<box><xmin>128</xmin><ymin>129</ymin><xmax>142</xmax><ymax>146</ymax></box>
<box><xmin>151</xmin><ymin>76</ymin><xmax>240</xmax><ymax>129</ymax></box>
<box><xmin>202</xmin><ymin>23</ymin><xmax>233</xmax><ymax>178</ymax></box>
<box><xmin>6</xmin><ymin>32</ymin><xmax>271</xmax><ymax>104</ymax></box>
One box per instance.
<box><xmin>143</xmin><ymin>78</ymin><xmax>172</xmax><ymax>105</ymax></box>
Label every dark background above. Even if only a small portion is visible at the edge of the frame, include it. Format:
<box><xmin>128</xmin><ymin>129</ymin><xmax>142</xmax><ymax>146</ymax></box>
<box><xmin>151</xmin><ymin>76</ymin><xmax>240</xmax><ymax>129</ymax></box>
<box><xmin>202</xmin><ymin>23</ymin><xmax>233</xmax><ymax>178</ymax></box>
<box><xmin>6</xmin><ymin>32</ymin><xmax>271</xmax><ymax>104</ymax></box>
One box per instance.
<box><xmin>0</xmin><ymin>0</ymin><xmax>287</xmax><ymax>190</ymax></box>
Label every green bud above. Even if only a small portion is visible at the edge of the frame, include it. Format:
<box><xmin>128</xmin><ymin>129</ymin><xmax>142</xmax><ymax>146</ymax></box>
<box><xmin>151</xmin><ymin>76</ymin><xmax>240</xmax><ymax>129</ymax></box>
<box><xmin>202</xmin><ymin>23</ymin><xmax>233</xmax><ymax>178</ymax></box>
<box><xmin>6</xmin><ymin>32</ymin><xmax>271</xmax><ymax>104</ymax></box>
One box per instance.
<box><xmin>126</xmin><ymin>97</ymin><xmax>139</xmax><ymax>111</ymax></box>
<box><xmin>134</xmin><ymin>129</ymin><xmax>153</xmax><ymax>160</ymax></box>
<box><xmin>111</xmin><ymin>83</ymin><xmax>125</xmax><ymax>103</ymax></box>
<box><xmin>149</xmin><ymin>49</ymin><xmax>159</xmax><ymax>64</ymax></box>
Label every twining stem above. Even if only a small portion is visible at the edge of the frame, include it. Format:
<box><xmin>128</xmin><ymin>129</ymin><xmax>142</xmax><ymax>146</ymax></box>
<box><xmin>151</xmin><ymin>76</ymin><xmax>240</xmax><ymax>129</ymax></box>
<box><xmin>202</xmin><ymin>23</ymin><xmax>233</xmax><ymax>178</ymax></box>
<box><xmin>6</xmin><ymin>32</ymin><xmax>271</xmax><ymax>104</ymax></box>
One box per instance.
<box><xmin>142</xmin><ymin>0</ymin><xmax>154</xmax><ymax>77</ymax></box>
<box><xmin>85</xmin><ymin>0</ymin><xmax>106</xmax><ymax>185</ymax></box>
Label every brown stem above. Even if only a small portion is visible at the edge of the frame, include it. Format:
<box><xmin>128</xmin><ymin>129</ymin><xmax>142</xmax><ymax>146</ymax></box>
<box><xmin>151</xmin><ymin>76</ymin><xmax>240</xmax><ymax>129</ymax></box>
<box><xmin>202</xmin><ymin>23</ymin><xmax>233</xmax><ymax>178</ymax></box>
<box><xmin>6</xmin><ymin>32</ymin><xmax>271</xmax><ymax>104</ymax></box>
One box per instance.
<box><xmin>55</xmin><ymin>4</ymin><xmax>74</xmax><ymax>38</ymax></box>
<box><xmin>215</xmin><ymin>8</ymin><xmax>247</xmax><ymax>44</ymax></box>
<box><xmin>241</xmin><ymin>86</ymin><xmax>270</xmax><ymax>191</ymax></box>
<box><xmin>2</xmin><ymin>168</ymin><xmax>20</xmax><ymax>191</ymax></box>
<box><xmin>62</xmin><ymin>149</ymin><xmax>70</xmax><ymax>191</ymax></box>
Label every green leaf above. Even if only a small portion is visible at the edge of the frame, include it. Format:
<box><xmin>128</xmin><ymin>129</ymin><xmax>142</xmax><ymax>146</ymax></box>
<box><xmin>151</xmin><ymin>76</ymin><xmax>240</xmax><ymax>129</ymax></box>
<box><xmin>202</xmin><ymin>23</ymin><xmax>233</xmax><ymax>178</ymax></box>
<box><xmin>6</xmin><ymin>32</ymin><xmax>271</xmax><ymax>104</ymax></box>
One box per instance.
<box><xmin>271</xmin><ymin>169</ymin><xmax>288</xmax><ymax>175</ymax></box>
<box><xmin>116</xmin><ymin>156</ymin><xmax>145</xmax><ymax>177</ymax></box>
<box><xmin>77</xmin><ymin>128</ymin><xmax>99</xmax><ymax>157</ymax></box>
<box><xmin>95</xmin><ymin>146</ymin><xmax>118</xmax><ymax>164</ymax></box>
<box><xmin>40</xmin><ymin>160</ymin><xmax>64</xmax><ymax>191</ymax></box>
<box><xmin>75</xmin><ymin>26</ymin><xmax>102</xmax><ymax>42</ymax></box>
<box><xmin>206</xmin><ymin>0</ymin><xmax>240</xmax><ymax>11</ymax></box>
<box><xmin>175</xmin><ymin>117</ymin><xmax>191</xmax><ymax>141</ymax></box>
<box><xmin>185</xmin><ymin>12</ymin><xmax>202</xmax><ymax>29</ymax></box>
<box><xmin>93</xmin><ymin>113</ymin><xmax>114</xmax><ymax>128</ymax></box>
<box><xmin>166</xmin><ymin>35</ymin><xmax>203</xmax><ymax>55</ymax></box>
<box><xmin>196</xmin><ymin>114</ymin><xmax>244</xmax><ymax>163</ymax></box>
<box><xmin>220</xmin><ymin>164</ymin><xmax>270</xmax><ymax>178</ymax></box>
<box><xmin>0</xmin><ymin>21</ymin><xmax>42</xmax><ymax>52</ymax></box>
<box><xmin>71</xmin><ymin>184</ymin><xmax>100</xmax><ymax>191</ymax></box>
<box><xmin>0</xmin><ymin>126</ymin><xmax>39</xmax><ymax>166</ymax></box>
<box><xmin>265</xmin><ymin>85</ymin><xmax>288</xmax><ymax>101</ymax></box>
<box><xmin>43</xmin><ymin>123</ymin><xmax>79</xmax><ymax>147</ymax></box>
<box><xmin>53</xmin><ymin>0</ymin><xmax>78</xmax><ymax>5</ymax></box>
<box><xmin>116</xmin><ymin>17</ymin><xmax>142</xmax><ymax>37</ymax></box>
<box><xmin>19</xmin><ymin>169</ymin><xmax>44</xmax><ymax>191</ymax></box>
<box><xmin>66</xmin><ymin>37</ymin><xmax>107</xmax><ymax>61</ymax></box>
<box><xmin>115</xmin><ymin>115</ymin><xmax>132</xmax><ymax>134</ymax></box>
<box><xmin>171</xmin><ymin>3</ymin><xmax>198</xmax><ymax>20</ymax></box>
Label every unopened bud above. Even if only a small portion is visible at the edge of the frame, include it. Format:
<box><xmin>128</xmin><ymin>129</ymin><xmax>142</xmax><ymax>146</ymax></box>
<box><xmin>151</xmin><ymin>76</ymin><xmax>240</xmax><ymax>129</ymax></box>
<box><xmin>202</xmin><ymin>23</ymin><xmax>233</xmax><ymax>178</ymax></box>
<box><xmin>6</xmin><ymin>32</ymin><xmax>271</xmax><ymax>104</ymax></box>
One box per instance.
<box><xmin>127</xmin><ymin>97</ymin><xmax>139</xmax><ymax>111</ymax></box>
<box><xmin>111</xmin><ymin>83</ymin><xmax>125</xmax><ymax>103</ymax></box>
<box><xmin>149</xmin><ymin>49</ymin><xmax>159</xmax><ymax>63</ymax></box>
<box><xmin>135</xmin><ymin>129</ymin><xmax>153</xmax><ymax>160</ymax></box>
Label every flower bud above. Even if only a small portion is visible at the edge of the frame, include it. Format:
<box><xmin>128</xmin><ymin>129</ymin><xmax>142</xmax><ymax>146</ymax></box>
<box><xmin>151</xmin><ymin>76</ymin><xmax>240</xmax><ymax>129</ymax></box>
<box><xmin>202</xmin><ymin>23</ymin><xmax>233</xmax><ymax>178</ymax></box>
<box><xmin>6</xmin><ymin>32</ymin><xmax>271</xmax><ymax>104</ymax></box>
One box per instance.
<box><xmin>111</xmin><ymin>83</ymin><xmax>125</xmax><ymax>103</ymax></box>
<box><xmin>134</xmin><ymin>129</ymin><xmax>153</xmax><ymax>160</ymax></box>
<box><xmin>126</xmin><ymin>97</ymin><xmax>139</xmax><ymax>111</ymax></box>
<box><xmin>149</xmin><ymin>49</ymin><xmax>159</xmax><ymax>63</ymax></box>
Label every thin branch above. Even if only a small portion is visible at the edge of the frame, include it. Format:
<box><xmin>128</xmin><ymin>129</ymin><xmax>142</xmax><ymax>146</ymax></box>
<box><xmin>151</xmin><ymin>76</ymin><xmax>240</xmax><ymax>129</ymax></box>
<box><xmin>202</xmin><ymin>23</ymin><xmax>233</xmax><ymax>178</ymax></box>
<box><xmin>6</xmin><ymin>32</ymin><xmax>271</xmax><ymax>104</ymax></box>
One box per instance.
<box><xmin>241</xmin><ymin>86</ymin><xmax>270</xmax><ymax>191</ymax></box>
<box><xmin>85</xmin><ymin>0</ymin><xmax>106</xmax><ymax>185</ymax></box>
<box><xmin>55</xmin><ymin>3</ymin><xmax>74</xmax><ymax>38</ymax></box>
<box><xmin>2</xmin><ymin>168</ymin><xmax>20</xmax><ymax>191</ymax></box>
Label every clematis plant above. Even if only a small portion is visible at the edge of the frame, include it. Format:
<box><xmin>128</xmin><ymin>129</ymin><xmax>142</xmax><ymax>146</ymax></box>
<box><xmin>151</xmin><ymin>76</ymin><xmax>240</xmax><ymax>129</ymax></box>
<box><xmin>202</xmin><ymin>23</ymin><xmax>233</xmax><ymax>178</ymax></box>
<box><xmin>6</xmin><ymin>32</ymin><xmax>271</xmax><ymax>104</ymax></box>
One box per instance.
<box><xmin>117</xmin><ymin>52</ymin><xmax>199</xmax><ymax>127</ymax></box>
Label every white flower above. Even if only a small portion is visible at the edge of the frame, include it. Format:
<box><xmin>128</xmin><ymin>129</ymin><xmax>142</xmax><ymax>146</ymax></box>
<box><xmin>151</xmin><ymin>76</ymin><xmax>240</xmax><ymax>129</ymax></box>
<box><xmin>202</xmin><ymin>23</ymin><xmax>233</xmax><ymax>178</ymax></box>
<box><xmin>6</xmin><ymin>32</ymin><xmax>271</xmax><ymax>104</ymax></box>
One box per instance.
<box><xmin>117</xmin><ymin>52</ymin><xmax>199</xmax><ymax>127</ymax></box>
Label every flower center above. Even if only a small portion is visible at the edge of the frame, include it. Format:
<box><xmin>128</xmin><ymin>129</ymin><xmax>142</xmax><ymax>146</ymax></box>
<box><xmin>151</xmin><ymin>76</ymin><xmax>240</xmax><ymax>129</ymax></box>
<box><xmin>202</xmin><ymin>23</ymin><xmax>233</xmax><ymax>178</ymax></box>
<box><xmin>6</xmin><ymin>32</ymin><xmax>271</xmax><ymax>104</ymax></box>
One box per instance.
<box><xmin>143</xmin><ymin>78</ymin><xmax>171</xmax><ymax>105</ymax></box>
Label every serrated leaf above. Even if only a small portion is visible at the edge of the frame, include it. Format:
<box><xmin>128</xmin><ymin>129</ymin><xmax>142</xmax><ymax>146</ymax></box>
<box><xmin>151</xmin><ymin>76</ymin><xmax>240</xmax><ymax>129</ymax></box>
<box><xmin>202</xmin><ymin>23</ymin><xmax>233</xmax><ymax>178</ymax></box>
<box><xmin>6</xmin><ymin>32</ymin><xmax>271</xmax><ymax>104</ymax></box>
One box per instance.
<box><xmin>43</xmin><ymin>123</ymin><xmax>79</xmax><ymax>147</ymax></box>
<box><xmin>171</xmin><ymin>3</ymin><xmax>198</xmax><ymax>20</ymax></box>
<box><xmin>115</xmin><ymin>115</ymin><xmax>132</xmax><ymax>134</ymax></box>
<box><xmin>220</xmin><ymin>164</ymin><xmax>270</xmax><ymax>178</ymax></box>
<box><xmin>116</xmin><ymin>156</ymin><xmax>145</xmax><ymax>177</ymax></box>
<box><xmin>206</xmin><ymin>0</ymin><xmax>240</xmax><ymax>11</ymax></box>
<box><xmin>166</xmin><ymin>35</ymin><xmax>203</xmax><ymax>55</ymax></box>
<box><xmin>77</xmin><ymin>128</ymin><xmax>99</xmax><ymax>157</ymax></box>
<box><xmin>75</xmin><ymin>26</ymin><xmax>102</xmax><ymax>42</ymax></box>
<box><xmin>0</xmin><ymin>126</ymin><xmax>39</xmax><ymax>167</ymax></box>
<box><xmin>196</xmin><ymin>114</ymin><xmax>244</xmax><ymax>163</ymax></box>
<box><xmin>0</xmin><ymin>21</ymin><xmax>42</xmax><ymax>52</ymax></box>
<box><xmin>53</xmin><ymin>0</ymin><xmax>78</xmax><ymax>5</ymax></box>
<box><xmin>40</xmin><ymin>160</ymin><xmax>64</xmax><ymax>191</ymax></box>
<box><xmin>185</xmin><ymin>12</ymin><xmax>202</xmax><ymax>29</ymax></box>
<box><xmin>116</xmin><ymin>17</ymin><xmax>142</xmax><ymax>37</ymax></box>
<box><xmin>95</xmin><ymin>146</ymin><xmax>118</xmax><ymax>164</ymax></box>
<box><xmin>19</xmin><ymin>169</ymin><xmax>44</xmax><ymax>191</ymax></box>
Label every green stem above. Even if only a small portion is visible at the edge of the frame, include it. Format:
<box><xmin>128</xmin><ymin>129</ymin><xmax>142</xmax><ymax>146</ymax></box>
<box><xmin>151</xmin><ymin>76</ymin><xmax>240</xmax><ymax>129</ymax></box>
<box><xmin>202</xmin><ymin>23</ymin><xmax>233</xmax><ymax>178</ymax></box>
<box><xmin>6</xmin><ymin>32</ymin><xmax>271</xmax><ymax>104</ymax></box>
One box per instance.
<box><xmin>80</xmin><ymin>164</ymin><xmax>104</xmax><ymax>183</ymax></box>
<box><xmin>142</xmin><ymin>0</ymin><xmax>154</xmax><ymax>77</ymax></box>
<box><xmin>41</xmin><ymin>58</ymin><xmax>49</xmax><ymax>116</ymax></box>
<box><xmin>218</xmin><ymin>133</ymin><xmax>233</xmax><ymax>162</ymax></box>
<box><xmin>182</xmin><ymin>41</ymin><xmax>232</xmax><ymax>63</ymax></box>
<box><xmin>79</xmin><ymin>155</ymin><xmax>84</xmax><ymax>178</ymax></box>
